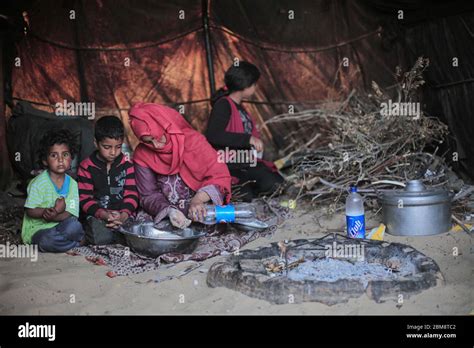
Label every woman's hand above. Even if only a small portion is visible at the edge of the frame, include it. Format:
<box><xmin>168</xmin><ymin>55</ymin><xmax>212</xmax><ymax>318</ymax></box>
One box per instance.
<box><xmin>169</xmin><ymin>208</ymin><xmax>191</xmax><ymax>229</ymax></box>
<box><xmin>188</xmin><ymin>191</ymin><xmax>210</xmax><ymax>222</ymax></box>
<box><xmin>250</xmin><ymin>136</ymin><xmax>264</xmax><ymax>153</ymax></box>
<box><xmin>188</xmin><ymin>201</ymin><xmax>207</xmax><ymax>222</ymax></box>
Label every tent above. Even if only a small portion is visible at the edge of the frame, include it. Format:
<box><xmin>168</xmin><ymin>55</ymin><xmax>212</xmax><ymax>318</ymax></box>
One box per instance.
<box><xmin>0</xmin><ymin>0</ymin><xmax>473</xmax><ymax>189</ymax></box>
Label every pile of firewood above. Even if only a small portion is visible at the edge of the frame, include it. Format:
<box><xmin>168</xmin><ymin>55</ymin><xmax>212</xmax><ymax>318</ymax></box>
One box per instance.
<box><xmin>265</xmin><ymin>57</ymin><xmax>467</xmax><ymax>213</ymax></box>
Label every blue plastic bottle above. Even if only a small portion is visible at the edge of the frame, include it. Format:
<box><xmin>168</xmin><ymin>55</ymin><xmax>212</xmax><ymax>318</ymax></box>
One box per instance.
<box><xmin>203</xmin><ymin>203</ymin><xmax>256</xmax><ymax>224</ymax></box>
<box><xmin>346</xmin><ymin>186</ymin><xmax>365</xmax><ymax>239</ymax></box>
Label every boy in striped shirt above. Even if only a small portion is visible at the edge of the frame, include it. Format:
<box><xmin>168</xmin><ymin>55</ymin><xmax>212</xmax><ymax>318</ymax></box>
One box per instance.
<box><xmin>77</xmin><ymin>116</ymin><xmax>139</xmax><ymax>245</ymax></box>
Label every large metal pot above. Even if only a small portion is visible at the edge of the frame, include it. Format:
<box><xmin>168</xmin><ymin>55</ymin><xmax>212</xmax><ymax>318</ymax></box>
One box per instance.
<box><xmin>378</xmin><ymin>180</ymin><xmax>454</xmax><ymax>236</ymax></box>
<box><xmin>119</xmin><ymin>222</ymin><xmax>205</xmax><ymax>258</ymax></box>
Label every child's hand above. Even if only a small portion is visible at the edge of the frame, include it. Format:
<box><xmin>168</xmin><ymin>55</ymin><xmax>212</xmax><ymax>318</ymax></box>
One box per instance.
<box><xmin>250</xmin><ymin>136</ymin><xmax>264</xmax><ymax>153</ymax></box>
<box><xmin>105</xmin><ymin>210</ymin><xmax>123</xmax><ymax>229</ymax></box>
<box><xmin>106</xmin><ymin>212</ymin><xmax>128</xmax><ymax>229</ymax></box>
<box><xmin>105</xmin><ymin>220</ymin><xmax>122</xmax><ymax>229</ymax></box>
<box><xmin>98</xmin><ymin>210</ymin><xmax>112</xmax><ymax>222</ymax></box>
<box><xmin>119</xmin><ymin>212</ymin><xmax>129</xmax><ymax>223</ymax></box>
<box><xmin>108</xmin><ymin>210</ymin><xmax>121</xmax><ymax>220</ymax></box>
<box><xmin>43</xmin><ymin>208</ymin><xmax>58</xmax><ymax>221</ymax></box>
<box><xmin>54</xmin><ymin>197</ymin><xmax>66</xmax><ymax>214</ymax></box>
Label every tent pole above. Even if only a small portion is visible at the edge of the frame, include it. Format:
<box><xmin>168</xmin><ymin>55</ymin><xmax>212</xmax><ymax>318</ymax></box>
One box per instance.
<box><xmin>0</xmin><ymin>32</ymin><xmax>13</xmax><ymax>190</ymax></box>
<box><xmin>202</xmin><ymin>0</ymin><xmax>216</xmax><ymax>96</ymax></box>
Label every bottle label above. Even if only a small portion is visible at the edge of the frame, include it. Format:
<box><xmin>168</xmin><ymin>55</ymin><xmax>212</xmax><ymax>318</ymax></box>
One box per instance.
<box><xmin>346</xmin><ymin>214</ymin><xmax>365</xmax><ymax>239</ymax></box>
<box><xmin>215</xmin><ymin>205</ymin><xmax>236</xmax><ymax>223</ymax></box>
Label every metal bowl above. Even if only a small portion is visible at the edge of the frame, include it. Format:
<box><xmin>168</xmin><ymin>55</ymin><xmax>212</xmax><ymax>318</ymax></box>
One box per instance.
<box><xmin>119</xmin><ymin>222</ymin><xmax>205</xmax><ymax>258</ymax></box>
<box><xmin>233</xmin><ymin>220</ymin><xmax>269</xmax><ymax>232</ymax></box>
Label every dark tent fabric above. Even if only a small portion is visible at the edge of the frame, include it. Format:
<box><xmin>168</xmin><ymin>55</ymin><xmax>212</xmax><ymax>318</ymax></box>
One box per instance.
<box><xmin>2</xmin><ymin>0</ymin><xmax>474</xmax><ymax>187</ymax></box>
<box><xmin>208</xmin><ymin>0</ymin><xmax>407</xmax><ymax>153</ymax></box>
<box><xmin>364</xmin><ymin>0</ymin><xmax>474</xmax><ymax>179</ymax></box>
<box><xmin>6</xmin><ymin>101</ymin><xmax>95</xmax><ymax>181</ymax></box>
<box><xmin>402</xmin><ymin>14</ymin><xmax>474</xmax><ymax>179</ymax></box>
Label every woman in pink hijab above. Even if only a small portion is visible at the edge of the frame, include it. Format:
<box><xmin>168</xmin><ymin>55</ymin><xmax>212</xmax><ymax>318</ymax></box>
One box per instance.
<box><xmin>129</xmin><ymin>102</ymin><xmax>231</xmax><ymax>228</ymax></box>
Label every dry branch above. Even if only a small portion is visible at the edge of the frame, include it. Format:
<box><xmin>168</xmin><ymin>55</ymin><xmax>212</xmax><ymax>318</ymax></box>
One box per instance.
<box><xmin>265</xmin><ymin>57</ymin><xmax>467</xmax><ymax>212</ymax></box>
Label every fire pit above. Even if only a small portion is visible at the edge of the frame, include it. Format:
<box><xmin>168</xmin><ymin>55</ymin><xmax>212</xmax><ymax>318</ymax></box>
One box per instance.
<box><xmin>207</xmin><ymin>234</ymin><xmax>443</xmax><ymax>305</ymax></box>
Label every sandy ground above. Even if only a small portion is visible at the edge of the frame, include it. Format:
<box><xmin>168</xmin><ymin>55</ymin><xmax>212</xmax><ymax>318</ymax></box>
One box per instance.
<box><xmin>0</xmin><ymin>203</ymin><xmax>472</xmax><ymax>315</ymax></box>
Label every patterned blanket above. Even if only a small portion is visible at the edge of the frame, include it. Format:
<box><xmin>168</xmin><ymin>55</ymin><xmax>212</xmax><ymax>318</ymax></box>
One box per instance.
<box><xmin>68</xmin><ymin>200</ymin><xmax>290</xmax><ymax>277</ymax></box>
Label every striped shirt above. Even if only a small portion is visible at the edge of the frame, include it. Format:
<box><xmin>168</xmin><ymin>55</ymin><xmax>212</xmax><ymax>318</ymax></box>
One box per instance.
<box><xmin>77</xmin><ymin>151</ymin><xmax>139</xmax><ymax>217</ymax></box>
<box><xmin>22</xmin><ymin>170</ymin><xmax>79</xmax><ymax>244</ymax></box>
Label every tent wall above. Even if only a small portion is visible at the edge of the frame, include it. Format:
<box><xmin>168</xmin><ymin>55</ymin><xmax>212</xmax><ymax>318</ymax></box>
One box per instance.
<box><xmin>365</xmin><ymin>0</ymin><xmax>474</xmax><ymax>178</ymax></box>
<box><xmin>404</xmin><ymin>15</ymin><xmax>474</xmax><ymax>178</ymax></box>
<box><xmin>1</xmin><ymin>0</ymin><xmax>473</xmax><ymax>189</ymax></box>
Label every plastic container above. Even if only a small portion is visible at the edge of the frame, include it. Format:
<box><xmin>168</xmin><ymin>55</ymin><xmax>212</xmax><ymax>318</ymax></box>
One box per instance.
<box><xmin>346</xmin><ymin>186</ymin><xmax>365</xmax><ymax>239</ymax></box>
<box><xmin>203</xmin><ymin>203</ymin><xmax>257</xmax><ymax>224</ymax></box>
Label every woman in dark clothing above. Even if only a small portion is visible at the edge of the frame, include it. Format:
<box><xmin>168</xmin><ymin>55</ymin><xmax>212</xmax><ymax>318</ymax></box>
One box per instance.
<box><xmin>205</xmin><ymin>61</ymin><xmax>284</xmax><ymax>202</ymax></box>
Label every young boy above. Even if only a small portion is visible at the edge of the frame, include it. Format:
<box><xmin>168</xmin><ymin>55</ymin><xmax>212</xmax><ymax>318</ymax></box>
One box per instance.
<box><xmin>77</xmin><ymin>116</ymin><xmax>139</xmax><ymax>245</ymax></box>
<box><xmin>22</xmin><ymin>129</ymin><xmax>84</xmax><ymax>252</ymax></box>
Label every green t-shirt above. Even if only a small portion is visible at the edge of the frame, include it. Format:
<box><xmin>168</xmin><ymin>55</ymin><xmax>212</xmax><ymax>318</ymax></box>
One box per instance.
<box><xmin>22</xmin><ymin>170</ymin><xmax>80</xmax><ymax>244</ymax></box>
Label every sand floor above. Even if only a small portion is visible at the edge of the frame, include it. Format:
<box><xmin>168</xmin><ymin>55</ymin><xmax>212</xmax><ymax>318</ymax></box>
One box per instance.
<box><xmin>0</xmin><ymin>205</ymin><xmax>472</xmax><ymax>315</ymax></box>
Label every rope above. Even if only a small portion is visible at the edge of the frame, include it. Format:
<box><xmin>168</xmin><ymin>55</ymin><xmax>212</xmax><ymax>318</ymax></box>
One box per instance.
<box><xmin>27</xmin><ymin>26</ymin><xmax>203</xmax><ymax>51</ymax></box>
<box><xmin>24</xmin><ymin>19</ymin><xmax>381</xmax><ymax>54</ymax></box>
<box><xmin>209</xmin><ymin>23</ymin><xmax>382</xmax><ymax>53</ymax></box>
<box><xmin>431</xmin><ymin>78</ymin><xmax>474</xmax><ymax>89</ymax></box>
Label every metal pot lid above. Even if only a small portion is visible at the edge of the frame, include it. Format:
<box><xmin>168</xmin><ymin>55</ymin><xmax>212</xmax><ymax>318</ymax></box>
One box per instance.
<box><xmin>378</xmin><ymin>180</ymin><xmax>453</xmax><ymax>206</ymax></box>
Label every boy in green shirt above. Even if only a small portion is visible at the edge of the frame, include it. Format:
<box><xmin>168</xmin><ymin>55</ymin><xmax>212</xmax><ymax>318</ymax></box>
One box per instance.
<box><xmin>22</xmin><ymin>129</ymin><xmax>84</xmax><ymax>252</ymax></box>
